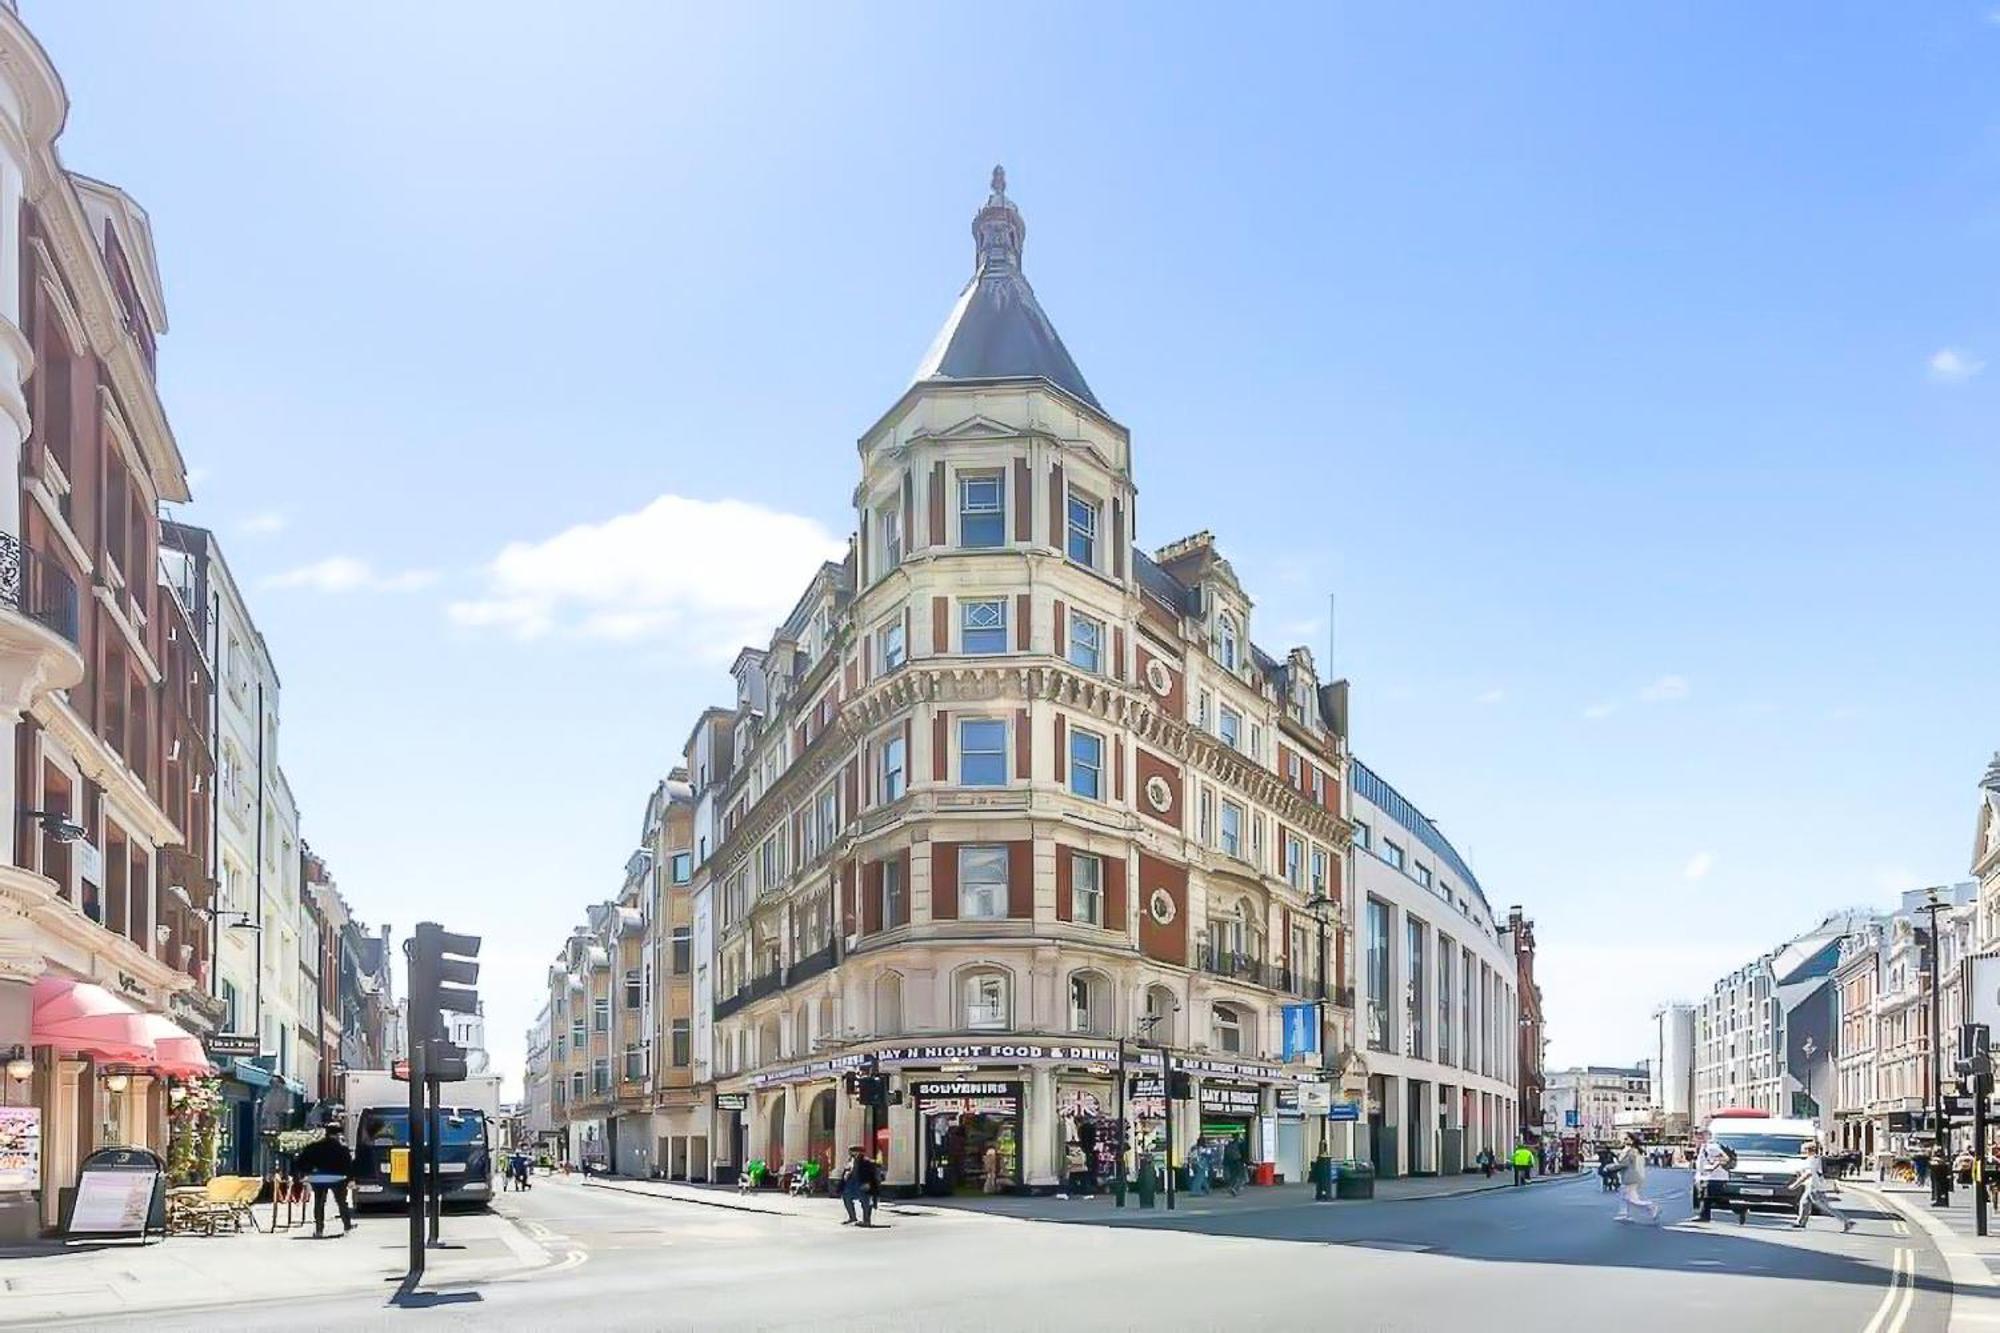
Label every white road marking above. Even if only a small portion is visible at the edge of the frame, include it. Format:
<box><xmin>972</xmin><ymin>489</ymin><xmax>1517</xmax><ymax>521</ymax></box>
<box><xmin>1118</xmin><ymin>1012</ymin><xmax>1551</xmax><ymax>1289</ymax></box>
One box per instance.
<box><xmin>1862</xmin><ymin>1247</ymin><xmax>1911</xmax><ymax>1333</ymax></box>
<box><xmin>1887</xmin><ymin>1247</ymin><xmax>1916</xmax><ymax>1333</ymax></box>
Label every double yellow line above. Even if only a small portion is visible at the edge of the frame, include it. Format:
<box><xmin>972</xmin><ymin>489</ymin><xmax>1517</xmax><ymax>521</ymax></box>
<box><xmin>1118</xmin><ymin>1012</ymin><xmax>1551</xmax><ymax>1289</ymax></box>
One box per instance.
<box><xmin>1862</xmin><ymin>1246</ymin><xmax>1916</xmax><ymax>1333</ymax></box>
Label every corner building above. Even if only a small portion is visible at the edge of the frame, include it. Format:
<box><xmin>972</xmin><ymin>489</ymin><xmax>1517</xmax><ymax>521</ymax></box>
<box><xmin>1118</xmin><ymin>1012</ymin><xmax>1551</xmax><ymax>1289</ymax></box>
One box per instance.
<box><xmin>706</xmin><ymin>172</ymin><xmax>1356</xmax><ymax>1193</ymax></box>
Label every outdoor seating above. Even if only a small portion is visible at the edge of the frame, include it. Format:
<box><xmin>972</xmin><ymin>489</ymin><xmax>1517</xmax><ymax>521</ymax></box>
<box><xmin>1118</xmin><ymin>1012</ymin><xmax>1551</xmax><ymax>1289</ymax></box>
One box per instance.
<box><xmin>166</xmin><ymin>1176</ymin><xmax>262</xmax><ymax>1236</ymax></box>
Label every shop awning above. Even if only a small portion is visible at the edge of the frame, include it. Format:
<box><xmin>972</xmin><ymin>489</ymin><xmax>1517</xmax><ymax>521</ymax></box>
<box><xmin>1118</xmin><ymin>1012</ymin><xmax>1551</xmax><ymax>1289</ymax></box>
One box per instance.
<box><xmin>227</xmin><ymin>1058</ymin><xmax>272</xmax><ymax>1088</ymax></box>
<box><xmin>30</xmin><ymin>975</ymin><xmax>155</xmax><ymax>1063</ymax></box>
<box><xmin>31</xmin><ymin>975</ymin><xmax>215</xmax><ymax>1077</ymax></box>
<box><xmin>137</xmin><ymin>1013</ymin><xmax>214</xmax><ymax>1078</ymax></box>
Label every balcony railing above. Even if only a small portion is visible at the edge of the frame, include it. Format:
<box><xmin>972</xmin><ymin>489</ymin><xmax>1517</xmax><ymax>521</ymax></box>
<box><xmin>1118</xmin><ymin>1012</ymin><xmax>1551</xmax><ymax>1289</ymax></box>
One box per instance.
<box><xmin>786</xmin><ymin>941</ymin><xmax>838</xmax><ymax>987</ymax></box>
<box><xmin>0</xmin><ymin>535</ymin><xmax>80</xmax><ymax>645</ymax></box>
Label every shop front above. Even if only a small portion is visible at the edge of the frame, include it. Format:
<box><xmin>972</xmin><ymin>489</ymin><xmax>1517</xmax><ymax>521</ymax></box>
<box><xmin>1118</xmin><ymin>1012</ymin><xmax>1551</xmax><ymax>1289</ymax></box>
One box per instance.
<box><xmin>916</xmin><ymin>1079</ymin><xmax>1021</xmax><ymax>1196</ymax></box>
<box><xmin>742</xmin><ymin>1039</ymin><xmax>1316</xmax><ymax>1196</ymax></box>
<box><xmin>712</xmin><ymin>1090</ymin><xmax>748</xmax><ymax>1183</ymax></box>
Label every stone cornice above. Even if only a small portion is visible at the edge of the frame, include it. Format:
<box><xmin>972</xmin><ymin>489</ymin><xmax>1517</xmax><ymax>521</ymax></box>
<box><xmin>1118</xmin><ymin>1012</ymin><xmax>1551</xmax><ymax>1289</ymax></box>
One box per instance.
<box><xmin>712</xmin><ymin>659</ymin><xmax>1351</xmax><ymax>876</ymax></box>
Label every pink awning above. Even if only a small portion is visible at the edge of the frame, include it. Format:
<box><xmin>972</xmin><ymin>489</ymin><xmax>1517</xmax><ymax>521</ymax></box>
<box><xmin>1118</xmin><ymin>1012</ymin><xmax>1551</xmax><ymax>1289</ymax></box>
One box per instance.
<box><xmin>31</xmin><ymin>975</ymin><xmax>156</xmax><ymax>1063</ymax></box>
<box><xmin>137</xmin><ymin>1013</ymin><xmax>214</xmax><ymax>1078</ymax></box>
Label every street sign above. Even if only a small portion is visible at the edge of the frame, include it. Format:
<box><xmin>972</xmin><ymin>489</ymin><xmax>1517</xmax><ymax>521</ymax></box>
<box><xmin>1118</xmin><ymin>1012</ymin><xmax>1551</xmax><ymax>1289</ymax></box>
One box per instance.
<box><xmin>1949</xmin><ymin>1094</ymin><xmax>1978</xmax><ymax>1118</ymax></box>
<box><xmin>1281</xmin><ymin>1003</ymin><xmax>1319</xmax><ymax>1059</ymax></box>
<box><xmin>1298</xmin><ymin>1082</ymin><xmax>1333</xmax><ymax>1114</ymax></box>
<box><xmin>1328</xmin><ymin>1101</ymin><xmax>1361</xmax><ymax>1122</ymax></box>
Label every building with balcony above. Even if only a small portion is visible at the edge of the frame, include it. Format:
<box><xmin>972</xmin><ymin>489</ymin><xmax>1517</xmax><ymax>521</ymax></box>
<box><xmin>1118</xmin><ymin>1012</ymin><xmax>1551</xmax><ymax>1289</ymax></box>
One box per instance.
<box><xmin>643</xmin><ymin>773</ymin><xmax>702</xmax><ymax>1179</ymax></box>
<box><xmin>1349</xmin><ymin>759</ymin><xmax>1523</xmax><ymax>1176</ymax></box>
<box><xmin>0</xmin><ymin>3</ymin><xmax>228</xmax><ymax>1238</ymax></box>
<box><xmin>691</xmin><ymin>170</ymin><xmax>1357</xmax><ymax>1195</ymax></box>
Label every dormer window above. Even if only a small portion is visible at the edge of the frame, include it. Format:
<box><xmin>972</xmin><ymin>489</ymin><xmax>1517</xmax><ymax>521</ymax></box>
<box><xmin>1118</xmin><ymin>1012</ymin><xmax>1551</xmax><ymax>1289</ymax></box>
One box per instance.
<box><xmin>959</xmin><ymin>473</ymin><xmax>1005</xmax><ymax>548</ymax></box>
<box><xmin>1217</xmin><ymin>613</ymin><xmax>1239</xmax><ymax>672</ymax></box>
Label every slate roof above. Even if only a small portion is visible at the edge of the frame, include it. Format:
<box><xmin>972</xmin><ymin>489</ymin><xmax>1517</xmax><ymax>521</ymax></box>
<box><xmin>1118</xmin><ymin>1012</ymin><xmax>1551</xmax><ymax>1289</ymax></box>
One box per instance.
<box><xmin>911</xmin><ymin>167</ymin><xmax>1102</xmax><ymax>413</ymax></box>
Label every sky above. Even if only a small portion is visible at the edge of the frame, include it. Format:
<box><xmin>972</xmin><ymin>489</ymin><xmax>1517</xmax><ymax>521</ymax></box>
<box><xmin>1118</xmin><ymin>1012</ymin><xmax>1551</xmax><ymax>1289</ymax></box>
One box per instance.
<box><xmin>25</xmin><ymin>2</ymin><xmax>2000</xmax><ymax>1095</ymax></box>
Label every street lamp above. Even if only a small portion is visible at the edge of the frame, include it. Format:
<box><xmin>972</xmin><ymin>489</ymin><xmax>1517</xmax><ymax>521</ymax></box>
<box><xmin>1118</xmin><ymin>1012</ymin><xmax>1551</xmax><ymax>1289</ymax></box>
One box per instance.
<box><xmin>1919</xmin><ymin>887</ymin><xmax>1951</xmax><ymax>1206</ymax></box>
<box><xmin>1306</xmin><ymin>890</ymin><xmax>1337</xmax><ymax>1196</ymax></box>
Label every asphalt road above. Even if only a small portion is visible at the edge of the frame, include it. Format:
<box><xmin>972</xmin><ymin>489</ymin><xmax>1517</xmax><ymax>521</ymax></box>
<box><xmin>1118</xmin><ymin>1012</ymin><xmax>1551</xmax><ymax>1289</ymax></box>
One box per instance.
<box><xmin>43</xmin><ymin>1169</ymin><xmax>1948</xmax><ymax>1331</ymax></box>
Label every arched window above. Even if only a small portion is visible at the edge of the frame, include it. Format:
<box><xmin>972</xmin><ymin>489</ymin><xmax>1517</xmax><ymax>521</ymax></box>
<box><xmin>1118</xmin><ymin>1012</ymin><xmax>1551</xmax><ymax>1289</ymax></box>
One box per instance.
<box><xmin>793</xmin><ymin>1006</ymin><xmax>811</xmax><ymax>1056</ymax></box>
<box><xmin>1068</xmin><ymin>971</ymin><xmax>1112</xmax><ymax>1036</ymax></box>
<box><xmin>1217</xmin><ymin>613</ymin><xmax>1239</xmax><ymax>672</ymax></box>
<box><xmin>1212</xmin><ymin>1002</ymin><xmax>1246</xmax><ymax>1054</ymax></box>
<box><xmin>1143</xmin><ymin>984</ymin><xmax>1179</xmax><ymax>1044</ymax></box>
<box><xmin>757</xmin><ymin>1018</ymin><xmax>780</xmax><ymax>1065</ymax></box>
<box><xmin>817</xmin><ymin>995</ymin><xmax>835</xmax><ymax>1041</ymax></box>
<box><xmin>874</xmin><ymin>972</ymin><xmax>904</xmax><ymax>1036</ymax></box>
<box><xmin>960</xmin><ymin>967</ymin><xmax>1011</xmax><ymax>1031</ymax></box>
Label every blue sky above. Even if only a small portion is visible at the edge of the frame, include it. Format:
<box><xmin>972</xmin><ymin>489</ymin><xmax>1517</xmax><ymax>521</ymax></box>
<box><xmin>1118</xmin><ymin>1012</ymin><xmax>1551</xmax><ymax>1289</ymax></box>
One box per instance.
<box><xmin>30</xmin><ymin>2</ymin><xmax>2000</xmax><ymax>1093</ymax></box>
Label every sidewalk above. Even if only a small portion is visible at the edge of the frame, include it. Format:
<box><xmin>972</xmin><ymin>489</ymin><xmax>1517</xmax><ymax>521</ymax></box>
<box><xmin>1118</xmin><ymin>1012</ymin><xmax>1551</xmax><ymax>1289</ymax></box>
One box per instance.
<box><xmin>0</xmin><ymin>1207</ymin><xmax>553</xmax><ymax>1327</ymax></box>
<box><xmin>576</xmin><ymin>1165</ymin><xmax>1585</xmax><ymax>1226</ymax></box>
<box><xmin>1843</xmin><ymin>1178</ymin><xmax>2000</xmax><ymax>1333</ymax></box>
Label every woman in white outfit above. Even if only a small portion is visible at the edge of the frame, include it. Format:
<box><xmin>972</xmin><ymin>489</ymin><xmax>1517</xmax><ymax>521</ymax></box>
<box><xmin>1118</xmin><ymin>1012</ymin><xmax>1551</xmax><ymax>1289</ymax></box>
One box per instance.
<box><xmin>1614</xmin><ymin>1133</ymin><xmax>1661</xmax><ymax>1223</ymax></box>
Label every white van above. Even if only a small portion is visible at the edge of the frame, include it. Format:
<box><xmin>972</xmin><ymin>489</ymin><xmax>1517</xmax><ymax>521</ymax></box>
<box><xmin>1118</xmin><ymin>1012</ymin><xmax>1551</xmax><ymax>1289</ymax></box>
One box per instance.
<box><xmin>1695</xmin><ymin>1112</ymin><xmax>1819</xmax><ymax>1215</ymax></box>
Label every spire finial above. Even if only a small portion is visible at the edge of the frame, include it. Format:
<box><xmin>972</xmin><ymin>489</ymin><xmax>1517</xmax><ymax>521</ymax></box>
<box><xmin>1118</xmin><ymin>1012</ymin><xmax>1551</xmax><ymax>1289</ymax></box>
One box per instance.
<box><xmin>1982</xmin><ymin>750</ymin><xmax>2000</xmax><ymax>794</ymax></box>
<box><xmin>972</xmin><ymin>164</ymin><xmax>1024</xmax><ymax>273</ymax></box>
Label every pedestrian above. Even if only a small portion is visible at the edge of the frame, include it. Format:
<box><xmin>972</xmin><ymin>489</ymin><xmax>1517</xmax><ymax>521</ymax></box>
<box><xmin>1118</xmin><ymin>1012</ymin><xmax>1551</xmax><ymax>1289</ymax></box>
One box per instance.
<box><xmin>1187</xmin><ymin>1142</ymin><xmax>1209</xmax><ymax>1196</ymax></box>
<box><xmin>1612</xmin><ymin>1133</ymin><xmax>1660</xmax><ymax>1224</ymax></box>
<box><xmin>290</xmin><ymin>1130</ymin><xmax>355</xmax><ymax>1238</ymax></box>
<box><xmin>982</xmin><ymin>1142</ymin><xmax>1003</xmax><ymax>1195</ymax></box>
<box><xmin>1511</xmin><ymin>1141</ymin><xmax>1533</xmax><ymax>1186</ymax></box>
<box><xmin>1476</xmin><ymin>1147</ymin><xmax>1494</xmax><ymax>1178</ymax></box>
<box><xmin>1691</xmin><ymin>1131</ymin><xmax>1746</xmax><ymax>1225</ymax></box>
<box><xmin>1931</xmin><ymin>1145</ymin><xmax>1952</xmax><ymax>1206</ymax></box>
<box><xmin>1064</xmin><ymin>1142</ymin><xmax>1088</xmax><ymax>1196</ymax></box>
<box><xmin>1222</xmin><ymin>1137</ymin><xmax>1246</xmax><ymax>1197</ymax></box>
<box><xmin>838</xmin><ymin>1146</ymin><xmax>880</xmax><ymax>1227</ymax></box>
<box><xmin>1793</xmin><ymin>1142</ymin><xmax>1854</xmax><ymax>1233</ymax></box>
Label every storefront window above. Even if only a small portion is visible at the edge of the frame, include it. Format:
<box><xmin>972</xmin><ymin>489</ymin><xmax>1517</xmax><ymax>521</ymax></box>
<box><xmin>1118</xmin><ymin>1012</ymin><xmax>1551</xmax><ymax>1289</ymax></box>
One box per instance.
<box><xmin>1406</xmin><ymin>920</ymin><xmax>1427</xmax><ymax>1059</ymax></box>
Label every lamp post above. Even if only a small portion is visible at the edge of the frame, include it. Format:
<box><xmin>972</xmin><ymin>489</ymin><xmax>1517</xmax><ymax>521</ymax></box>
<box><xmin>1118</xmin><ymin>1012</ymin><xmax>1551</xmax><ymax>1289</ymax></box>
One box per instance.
<box><xmin>1307</xmin><ymin>889</ymin><xmax>1335</xmax><ymax>1194</ymax></box>
<box><xmin>1920</xmin><ymin>889</ymin><xmax>1950</xmax><ymax>1206</ymax></box>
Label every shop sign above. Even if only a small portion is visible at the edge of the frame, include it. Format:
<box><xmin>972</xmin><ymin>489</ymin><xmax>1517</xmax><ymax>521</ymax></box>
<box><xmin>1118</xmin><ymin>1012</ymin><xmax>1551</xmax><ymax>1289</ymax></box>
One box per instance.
<box><xmin>1276</xmin><ymin>1085</ymin><xmax>1300</xmax><ymax>1116</ymax></box>
<box><xmin>65</xmin><ymin>1148</ymin><xmax>164</xmax><ymax>1239</ymax></box>
<box><xmin>1328</xmin><ymin>1101</ymin><xmax>1362</xmax><ymax>1123</ymax></box>
<box><xmin>715</xmin><ymin>1092</ymin><xmax>749</xmax><ymax>1111</ymax></box>
<box><xmin>0</xmin><ymin>1107</ymin><xmax>40</xmax><ymax>1191</ymax></box>
<box><xmin>1126</xmin><ymin>1074</ymin><xmax>1166</xmax><ymax>1118</ymax></box>
<box><xmin>206</xmin><ymin>1033</ymin><xmax>260</xmax><ymax>1061</ymax></box>
<box><xmin>911</xmin><ymin>1080</ymin><xmax>1021</xmax><ymax>1116</ymax></box>
<box><xmin>1299</xmin><ymin>1083</ymin><xmax>1333</xmax><ymax>1114</ymax></box>
<box><xmin>1198</xmin><ymin>1083</ymin><xmax>1262</xmax><ymax>1115</ymax></box>
<box><xmin>1166</xmin><ymin>1052</ymin><xmax>1308</xmax><ymax>1084</ymax></box>
<box><xmin>748</xmin><ymin>1040</ymin><xmax>1124</xmax><ymax>1088</ymax></box>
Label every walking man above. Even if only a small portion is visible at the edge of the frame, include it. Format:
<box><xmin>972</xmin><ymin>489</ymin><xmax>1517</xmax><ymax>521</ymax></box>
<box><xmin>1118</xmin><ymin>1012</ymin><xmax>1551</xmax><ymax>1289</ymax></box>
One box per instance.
<box><xmin>1613</xmin><ymin>1134</ymin><xmax>1661</xmax><ymax>1224</ymax></box>
<box><xmin>1794</xmin><ymin>1142</ymin><xmax>1854</xmax><ymax>1233</ymax></box>
<box><xmin>839</xmin><ymin>1146</ymin><xmax>880</xmax><ymax>1227</ymax></box>
<box><xmin>1222</xmin><ymin>1137</ymin><xmax>1246</xmax><ymax>1196</ymax></box>
<box><xmin>1691</xmin><ymin>1130</ymin><xmax>1746</xmax><ymax>1225</ymax></box>
<box><xmin>1511</xmin><ymin>1141</ymin><xmax>1534</xmax><ymax>1186</ymax></box>
<box><xmin>291</xmin><ymin>1131</ymin><xmax>356</xmax><ymax>1238</ymax></box>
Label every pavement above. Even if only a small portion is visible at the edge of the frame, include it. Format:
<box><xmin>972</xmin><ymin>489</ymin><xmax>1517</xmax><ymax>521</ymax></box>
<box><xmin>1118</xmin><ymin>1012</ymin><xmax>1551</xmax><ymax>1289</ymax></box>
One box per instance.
<box><xmin>0</xmin><ymin>1167</ymin><xmax>1952</xmax><ymax>1331</ymax></box>
<box><xmin>1844</xmin><ymin>1177</ymin><xmax>2000</xmax><ymax>1333</ymax></box>
<box><xmin>0</xmin><ymin>1197</ymin><xmax>555</xmax><ymax>1327</ymax></box>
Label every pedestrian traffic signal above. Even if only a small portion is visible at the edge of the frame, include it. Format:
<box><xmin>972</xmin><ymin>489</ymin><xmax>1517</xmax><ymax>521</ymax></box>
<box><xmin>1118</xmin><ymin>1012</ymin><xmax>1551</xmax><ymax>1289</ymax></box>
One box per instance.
<box><xmin>408</xmin><ymin>922</ymin><xmax>481</xmax><ymax>1043</ymax></box>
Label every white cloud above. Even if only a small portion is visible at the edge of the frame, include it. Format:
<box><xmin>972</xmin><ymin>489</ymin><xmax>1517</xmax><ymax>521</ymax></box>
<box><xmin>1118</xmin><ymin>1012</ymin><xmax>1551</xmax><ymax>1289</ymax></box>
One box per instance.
<box><xmin>1582</xmin><ymin>701</ymin><xmax>1617</xmax><ymax>721</ymax></box>
<box><xmin>1638</xmin><ymin>674</ymin><xmax>1691</xmax><ymax>703</ymax></box>
<box><xmin>448</xmin><ymin>494</ymin><xmax>847</xmax><ymax>651</ymax></box>
<box><xmin>239</xmin><ymin>511</ymin><xmax>287</xmax><ymax>536</ymax></box>
<box><xmin>1928</xmin><ymin>347</ymin><xmax>1985</xmax><ymax>383</ymax></box>
<box><xmin>1683</xmin><ymin>852</ymin><xmax>1714</xmax><ymax>881</ymax></box>
<box><xmin>264</xmin><ymin>556</ymin><xmax>438</xmax><ymax>594</ymax></box>
<box><xmin>1475</xmin><ymin>688</ymin><xmax>1506</xmax><ymax>705</ymax></box>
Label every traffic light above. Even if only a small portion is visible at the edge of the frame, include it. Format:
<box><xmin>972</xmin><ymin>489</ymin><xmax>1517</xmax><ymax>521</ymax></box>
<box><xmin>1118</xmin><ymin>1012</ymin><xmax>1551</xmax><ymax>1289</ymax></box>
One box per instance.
<box><xmin>409</xmin><ymin>921</ymin><xmax>482</xmax><ymax>1043</ymax></box>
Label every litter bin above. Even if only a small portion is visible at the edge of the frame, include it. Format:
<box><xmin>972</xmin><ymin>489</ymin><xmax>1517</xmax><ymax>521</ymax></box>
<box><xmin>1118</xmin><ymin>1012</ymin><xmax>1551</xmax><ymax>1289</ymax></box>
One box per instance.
<box><xmin>1252</xmin><ymin>1162</ymin><xmax>1276</xmax><ymax>1187</ymax></box>
<box><xmin>1336</xmin><ymin>1160</ymin><xmax>1376</xmax><ymax>1200</ymax></box>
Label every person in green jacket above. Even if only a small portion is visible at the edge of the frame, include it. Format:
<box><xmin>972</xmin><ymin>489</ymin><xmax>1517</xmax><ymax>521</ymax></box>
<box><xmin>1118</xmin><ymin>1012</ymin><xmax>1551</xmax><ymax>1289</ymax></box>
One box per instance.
<box><xmin>1511</xmin><ymin>1142</ymin><xmax>1534</xmax><ymax>1186</ymax></box>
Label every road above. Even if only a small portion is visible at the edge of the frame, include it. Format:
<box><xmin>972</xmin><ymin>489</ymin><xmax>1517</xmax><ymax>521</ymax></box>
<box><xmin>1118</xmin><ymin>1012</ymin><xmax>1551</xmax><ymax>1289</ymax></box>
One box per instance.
<box><xmin>40</xmin><ymin>1169</ymin><xmax>1947</xmax><ymax>1331</ymax></box>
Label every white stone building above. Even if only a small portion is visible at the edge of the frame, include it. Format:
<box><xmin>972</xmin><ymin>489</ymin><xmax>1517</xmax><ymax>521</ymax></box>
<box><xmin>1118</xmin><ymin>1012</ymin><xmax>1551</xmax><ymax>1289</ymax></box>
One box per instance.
<box><xmin>1545</xmin><ymin>1066</ymin><xmax>1650</xmax><ymax>1142</ymax></box>
<box><xmin>1651</xmin><ymin>1004</ymin><xmax>1694</xmax><ymax>1133</ymax></box>
<box><xmin>1349</xmin><ymin>759</ymin><xmax>1522</xmax><ymax>1175</ymax></box>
